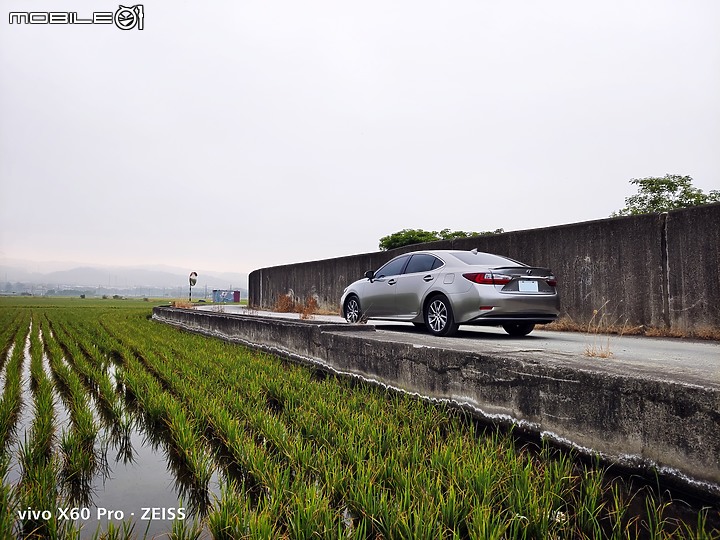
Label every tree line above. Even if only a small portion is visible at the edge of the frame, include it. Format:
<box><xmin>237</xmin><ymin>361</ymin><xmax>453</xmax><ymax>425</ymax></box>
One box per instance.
<box><xmin>380</xmin><ymin>174</ymin><xmax>718</xmax><ymax>250</ymax></box>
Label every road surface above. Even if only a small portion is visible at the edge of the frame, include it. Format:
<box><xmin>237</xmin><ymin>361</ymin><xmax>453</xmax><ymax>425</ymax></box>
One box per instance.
<box><xmin>197</xmin><ymin>305</ymin><xmax>720</xmax><ymax>389</ymax></box>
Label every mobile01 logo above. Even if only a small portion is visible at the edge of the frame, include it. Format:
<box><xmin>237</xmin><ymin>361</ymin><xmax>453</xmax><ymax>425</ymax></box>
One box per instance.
<box><xmin>8</xmin><ymin>5</ymin><xmax>144</xmax><ymax>30</ymax></box>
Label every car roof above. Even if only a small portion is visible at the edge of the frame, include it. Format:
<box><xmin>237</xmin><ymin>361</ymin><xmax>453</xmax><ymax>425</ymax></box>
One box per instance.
<box><xmin>390</xmin><ymin>249</ymin><xmax>525</xmax><ymax>266</ymax></box>
<box><xmin>397</xmin><ymin>249</ymin><xmax>492</xmax><ymax>256</ymax></box>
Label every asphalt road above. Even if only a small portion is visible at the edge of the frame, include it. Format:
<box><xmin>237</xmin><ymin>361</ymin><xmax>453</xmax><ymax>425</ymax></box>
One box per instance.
<box><xmin>198</xmin><ymin>305</ymin><xmax>720</xmax><ymax>390</ymax></box>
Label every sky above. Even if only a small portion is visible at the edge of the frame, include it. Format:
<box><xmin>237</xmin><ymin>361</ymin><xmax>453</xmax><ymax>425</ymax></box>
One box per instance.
<box><xmin>1</xmin><ymin>0</ymin><xmax>718</xmax><ymax>275</ymax></box>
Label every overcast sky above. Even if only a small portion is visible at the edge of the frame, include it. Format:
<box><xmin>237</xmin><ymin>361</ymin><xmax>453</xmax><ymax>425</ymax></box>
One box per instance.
<box><xmin>1</xmin><ymin>0</ymin><xmax>718</xmax><ymax>275</ymax></box>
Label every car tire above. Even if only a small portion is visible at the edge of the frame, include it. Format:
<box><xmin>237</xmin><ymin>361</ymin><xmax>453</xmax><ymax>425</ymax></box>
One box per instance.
<box><xmin>424</xmin><ymin>295</ymin><xmax>459</xmax><ymax>337</ymax></box>
<box><xmin>502</xmin><ymin>323</ymin><xmax>535</xmax><ymax>337</ymax></box>
<box><xmin>343</xmin><ymin>295</ymin><xmax>362</xmax><ymax>323</ymax></box>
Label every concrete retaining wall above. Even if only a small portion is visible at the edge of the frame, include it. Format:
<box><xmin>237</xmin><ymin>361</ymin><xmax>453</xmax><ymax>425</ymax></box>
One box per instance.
<box><xmin>248</xmin><ymin>203</ymin><xmax>720</xmax><ymax>333</ymax></box>
<box><xmin>153</xmin><ymin>307</ymin><xmax>720</xmax><ymax>496</ymax></box>
<box><xmin>666</xmin><ymin>204</ymin><xmax>720</xmax><ymax>332</ymax></box>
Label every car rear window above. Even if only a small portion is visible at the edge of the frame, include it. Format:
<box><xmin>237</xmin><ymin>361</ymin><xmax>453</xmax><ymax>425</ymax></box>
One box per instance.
<box><xmin>404</xmin><ymin>254</ymin><xmax>443</xmax><ymax>274</ymax></box>
<box><xmin>449</xmin><ymin>251</ymin><xmax>523</xmax><ymax>266</ymax></box>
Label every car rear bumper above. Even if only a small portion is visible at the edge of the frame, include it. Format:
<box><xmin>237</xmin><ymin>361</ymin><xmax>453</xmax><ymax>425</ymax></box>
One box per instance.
<box><xmin>451</xmin><ymin>288</ymin><xmax>560</xmax><ymax>325</ymax></box>
<box><xmin>463</xmin><ymin>313</ymin><xmax>559</xmax><ymax>326</ymax></box>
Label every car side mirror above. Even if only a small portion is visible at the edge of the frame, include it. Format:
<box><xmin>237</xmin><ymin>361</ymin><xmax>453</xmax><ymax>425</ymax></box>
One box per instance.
<box><xmin>364</xmin><ymin>270</ymin><xmax>375</xmax><ymax>281</ymax></box>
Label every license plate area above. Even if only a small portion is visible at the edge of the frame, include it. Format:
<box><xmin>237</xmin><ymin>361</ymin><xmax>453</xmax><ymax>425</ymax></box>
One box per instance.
<box><xmin>518</xmin><ymin>280</ymin><xmax>539</xmax><ymax>293</ymax></box>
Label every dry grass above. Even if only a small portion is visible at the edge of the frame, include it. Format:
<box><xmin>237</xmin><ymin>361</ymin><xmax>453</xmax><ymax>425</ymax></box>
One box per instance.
<box><xmin>546</xmin><ymin>317</ymin><xmax>642</xmax><ymax>336</ymax></box>
<box><xmin>644</xmin><ymin>325</ymin><xmax>720</xmax><ymax>340</ymax></box>
<box><xmin>274</xmin><ymin>294</ymin><xmax>296</xmax><ymax>313</ymax></box>
<box><xmin>171</xmin><ymin>300</ymin><xmax>194</xmax><ymax>309</ymax></box>
<box><xmin>584</xmin><ymin>341</ymin><xmax>613</xmax><ymax>358</ymax></box>
<box><xmin>299</xmin><ymin>296</ymin><xmax>319</xmax><ymax>320</ymax></box>
<box><xmin>273</xmin><ymin>294</ymin><xmax>322</xmax><ymax>319</ymax></box>
<box><xmin>546</xmin><ymin>318</ymin><xmax>720</xmax><ymax>341</ymax></box>
<box><xmin>580</xmin><ymin>301</ymin><xmax>624</xmax><ymax>358</ymax></box>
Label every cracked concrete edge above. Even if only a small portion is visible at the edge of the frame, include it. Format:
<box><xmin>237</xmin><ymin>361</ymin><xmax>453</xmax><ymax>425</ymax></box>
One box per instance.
<box><xmin>152</xmin><ymin>307</ymin><xmax>720</xmax><ymax>499</ymax></box>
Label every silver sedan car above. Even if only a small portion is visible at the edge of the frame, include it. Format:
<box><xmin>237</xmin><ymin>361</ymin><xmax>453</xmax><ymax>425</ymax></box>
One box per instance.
<box><xmin>340</xmin><ymin>249</ymin><xmax>560</xmax><ymax>337</ymax></box>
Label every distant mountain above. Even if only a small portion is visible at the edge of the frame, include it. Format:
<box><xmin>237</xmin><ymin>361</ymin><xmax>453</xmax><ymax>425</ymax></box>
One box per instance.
<box><xmin>0</xmin><ymin>261</ymin><xmax>247</xmax><ymax>290</ymax></box>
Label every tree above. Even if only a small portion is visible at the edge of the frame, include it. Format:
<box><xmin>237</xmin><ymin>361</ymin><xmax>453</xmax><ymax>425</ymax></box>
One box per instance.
<box><xmin>612</xmin><ymin>174</ymin><xmax>720</xmax><ymax>217</ymax></box>
<box><xmin>437</xmin><ymin>228</ymin><xmax>504</xmax><ymax>241</ymax></box>
<box><xmin>379</xmin><ymin>229</ymin><xmax>439</xmax><ymax>250</ymax></box>
<box><xmin>379</xmin><ymin>228</ymin><xmax>504</xmax><ymax>251</ymax></box>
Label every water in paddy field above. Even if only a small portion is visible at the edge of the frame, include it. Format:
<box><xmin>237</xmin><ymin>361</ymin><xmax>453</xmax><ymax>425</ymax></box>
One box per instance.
<box><xmin>0</xmin><ymin>344</ymin><xmax>15</xmax><ymax>389</ymax></box>
<box><xmin>5</xmin><ymin>327</ymin><xmax>35</xmax><ymax>485</ymax></box>
<box><xmin>2</xmin><ymin>328</ymin><xmax>220</xmax><ymax>538</ymax></box>
<box><xmin>78</xmin><ymin>421</ymin><xmax>218</xmax><ymax>537</ymax></box>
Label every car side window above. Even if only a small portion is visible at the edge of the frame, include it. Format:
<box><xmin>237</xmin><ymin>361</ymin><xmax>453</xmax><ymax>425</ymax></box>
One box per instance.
<box><xmin>375</xmin><ymin>256</ymin><xmax>409</xmax><ymax>278</ymax></box>
<box><xmin>404</xmin><ymin>254</ymin><xmax>442</xmax><ymax>274</ymax></box>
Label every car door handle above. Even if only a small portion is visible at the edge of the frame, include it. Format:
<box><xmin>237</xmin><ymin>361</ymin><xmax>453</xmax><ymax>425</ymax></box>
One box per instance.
<box><xmin>423</xmin><ymin>275</ymin><xmax>434</xmax><ymax>282</ymax></box>
<box><xmin>388</xmin><ymin>279</ymin><xmax>397</xmax><ymax>285</ymax></box>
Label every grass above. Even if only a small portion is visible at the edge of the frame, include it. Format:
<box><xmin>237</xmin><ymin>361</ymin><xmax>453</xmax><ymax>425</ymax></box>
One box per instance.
<box><xmin>0</xmin><ymin>297</ymin><xmax>718</xmax><ymax>538</ymax></box>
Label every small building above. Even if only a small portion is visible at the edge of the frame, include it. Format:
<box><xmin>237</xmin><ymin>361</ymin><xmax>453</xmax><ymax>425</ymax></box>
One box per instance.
<box><xmin>212</xmin><ymin>289</ymin><xmax>241</xmax><ymax>303</ymax></box>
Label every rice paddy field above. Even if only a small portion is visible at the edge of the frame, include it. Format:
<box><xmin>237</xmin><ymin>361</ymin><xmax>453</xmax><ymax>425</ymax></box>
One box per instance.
<box><xmin>0</xmin><ymin>296</ymin><xmax>718</xmax><ymax>539</ymax></box>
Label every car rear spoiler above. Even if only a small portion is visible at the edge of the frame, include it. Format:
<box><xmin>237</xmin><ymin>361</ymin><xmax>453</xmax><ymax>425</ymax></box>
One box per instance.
<box><xmin>491</xmin><ymin>266</ymin><xmax>554</xmax><ymax>278</ymax></box>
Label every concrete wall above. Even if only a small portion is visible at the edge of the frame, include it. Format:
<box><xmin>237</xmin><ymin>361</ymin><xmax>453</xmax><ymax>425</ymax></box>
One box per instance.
<box><xmin>249</xmin><ymin>203</ymin><xmax>720</xmax><ymax>332</ymax></box>
<box><xmin>153</xmin><ymin>307</ymin><xmax>720</xmax><ymax>495</ymax></box>
<box><xmin>666</xmin><ymin>204</ymin><xmax>720</xmax><ymax>332</ymax></box>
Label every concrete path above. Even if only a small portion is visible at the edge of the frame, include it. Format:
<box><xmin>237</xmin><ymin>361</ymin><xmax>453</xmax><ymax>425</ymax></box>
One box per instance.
<box><xmin>164</xmin><ymin>306</ymin><xmax>720</xmax><ymax>494</ymax></box>
<box><xmin>197</xmin><ymin>305</ymin><xmax>720</xmax><ymax>390</ymax></box>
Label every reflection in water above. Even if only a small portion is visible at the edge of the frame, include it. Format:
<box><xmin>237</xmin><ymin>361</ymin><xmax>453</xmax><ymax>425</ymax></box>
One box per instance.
<box><xmin>59</xmin><ymin>429</ymin><xmax>110</xmax><ymax>507</ymax></box>
<box><xmin>128</xmin><ymin>400</ymin><xmax>215</xmax><ymax>517</ymax></box>
<box><xmin>8</xmin><ymin>331</ymin><xmax>223</xmax><ymax>538</ymax></box>
<box><xmin>107</xmin><ymin>418</ymin><xmax>134</xmax><ymax>465</ymax></box>
<box><xmin>92</xmin><ymin>385</ymin><xmax>135</xmax><ymax>467</ymax></box>
<box><xmin>5</xmin><ymin>329</ymin><xmax>34</xmax><ymax>483</ymax></box>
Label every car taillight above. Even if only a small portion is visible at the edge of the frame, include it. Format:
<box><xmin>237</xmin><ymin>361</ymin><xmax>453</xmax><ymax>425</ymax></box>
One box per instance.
<box><xmin>547</xmin><ymin>277</ymin><xmax>557</xmax><ymax>287</ymax></box>
<box><xmin>463</xmin><ymin>272</ymin><xmax>512</xmax><ymax>285</ymax></box>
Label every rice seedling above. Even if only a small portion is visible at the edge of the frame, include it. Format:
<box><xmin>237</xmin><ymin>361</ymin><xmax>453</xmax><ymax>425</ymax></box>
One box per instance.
<box><xmin>606</xmin><ymin>478</ymin><xmax>637</xmax><ymax>540</ymax></box>
<box><xmin>0</xmin><ymin>298</ymin><xmax>718</xmax><ymax>539</ymax></box>
<box><xmin>575</xmin><ymin>461</ymin><xmax>608</xmax><ymax>537</ymax></box>
<box><xmin>0</xmin><ymin>310</ymin><xmax>24</xmax><ymax>368</ymax></box>
<box><xmin>16</xmin><ymin>443</ymin><xmax>62</xmax><ymax>538</ymax></box>
<box><xmin>20</xmin><ymin>380</ymin><xmax>56</xmax><ymax>473</ymax></box>
<box><xmin>14</xmin><ymin>317</ymin><xmax>84</xmax><ymax>539</ymax></box>
<box><xmin>49</xmin><ymin>320</ymin><xmax>122</xmax><ymax>422</ymax></box>
<box><xmin>90</xmin><ymin>519</ymin><xmax>137</xmax><ymax>540</ymax></box>
<box><xmin>0</xmin><ymin>453</ymin><xmax>16</xmax><ymax>535</ymax></box>
<box><xmin>0</xmin><ymin>316</ymin><xmax>30</xmax><ymax>454</ymax></box>
<box><xmin>28</xmin><ymin>379</ymin><xmax>56</xmax><ymax>464</ymax></box>
<box><xmin>680</xmin><ymin>508</ymin><xmax>716</xmax><ymax>540</ymax></box>
<box><xmin>207</xmin><ymin>479</ymin><xmax>268</xmax><ymax>539</ymax></box>
<box><xmin>286</xmin><ymin>482</ymin><xmax>337</xmax><ymax>539</ymax></box>
<box><xmin>169</xmin><ymin>511</ymin><xmax>206</xmax><ymax>540</ymax></box>
<box><xmin>105</xmin><ymin>340</ymin><xmax>217</xmax><ymax>516</ymax></box>
<box><xmin>642</xmin><ymin>489</ymin><xmax>674</xmax><ymax>539</ymax></box>
<box><xmin>468</xmin><ymin>505</ymin><xmax>509</xmax><ymax>540</ymax></box>
<box><xmin>40</xmin><ymin>320</ymin><xmax>102</xmax><ymax>506</ymax></box>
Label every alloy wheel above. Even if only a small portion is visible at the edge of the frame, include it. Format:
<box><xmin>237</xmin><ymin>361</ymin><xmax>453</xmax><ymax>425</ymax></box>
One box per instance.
<box><xmin>427</xmin><ymin>299</ymin><xmax>448</xmax><ymax>333</ymax></box>
<box><xmin>345</xmin><ymin>297</ymin><xmax>361</xmax><ymax>323</ymax></box>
